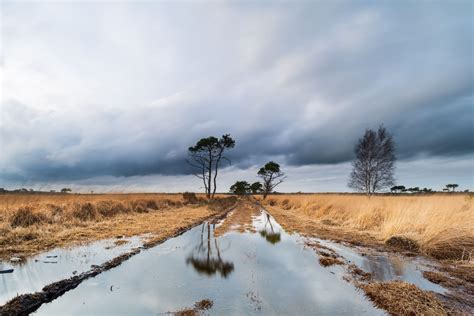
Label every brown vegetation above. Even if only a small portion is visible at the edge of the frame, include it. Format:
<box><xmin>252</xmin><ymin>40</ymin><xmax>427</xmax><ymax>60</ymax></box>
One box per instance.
<box><xmin>305</xmin><ymin>241</ymin><xmax>344</xmax><ymax>267</ymax></box>
<box><xmin>9</xmin><ymin>206</ymin><xmax>47</xmax><ymax>228</ymax></box>
<box><xmin>385</xmin><ymin>235</ymin><xmax>420</xmax><ymax>252</ymax></box>
<box><xmin>261</xmin><ymin>194</ymin><xmax>474</xmax><ymax>314</ymax></box>
<box><xmin>361</xmin><ymin>280</ymin><xmax>447</xmax><ymax>315</ymax></box>
<box><xmin>0</xmin><ymin>193</ymin><xmax>234</xmax><ymax>260</ymax></box>
<box><xmin>260</xmin><ymin>193</ymin><xmax>474</xmax><ymax>260</ymax></box>
<box><xmin>318</xmin><ymin>256</ymin><xmax>344</xmax><ymax>267</ymax></box>
<box><xmin>174</xmin><ymin>299</ymin><xmax>214</xmax><ymax>316</ymax></box>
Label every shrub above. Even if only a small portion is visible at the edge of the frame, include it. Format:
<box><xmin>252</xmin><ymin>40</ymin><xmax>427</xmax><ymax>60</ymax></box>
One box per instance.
<box><xmin>96</xmin><ymin>201</ymin><xmax>126</xmax><ymax>217</ymax></box>
<box><xmin>385</xmin><ymin>235</ymin><xmax>420</xmax><ymax>252</ymax></box>
<box><xmin>47</xmin><ymin>204</ymin><xmax>64</xmax><ymax>216</ymax></box>
<box><xmin>10</xmin><ymin>206</ymin><xmax>46</xmax><ymax>228</ymax></box>
<box><xmin>146</xmin><ymin>200</ymin><xmax>158</xmax><ymax>210</ymax></box>
<box><xmin>183</xmin><ymin>192</ymin><xmax>199</xmax><ymax>204</ymax></box>
<box><xmin>131</xmin><ymin>200</ymin><xmax>148</xmax><ymax>213</ymax></box>
<box><xmin>207</xmin><ymin>196</ymin><xmax>237</xmax><ymax>212</ymax></box>
<box><xmin>267</xmin><ymin>199</ymin><xmax>276</xmax><ymax>206</ymax></box>
<box><xmin>72</xmin><ymin>203</ymin><xmax>97</xmax><ymax>221</ymax></box>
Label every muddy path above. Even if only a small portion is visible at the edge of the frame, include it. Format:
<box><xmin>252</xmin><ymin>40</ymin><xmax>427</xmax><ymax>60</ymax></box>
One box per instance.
<box><xmin>0</xmin><ymin>200</ymin><xmax>465</xmax><ymax>315</ymax></box>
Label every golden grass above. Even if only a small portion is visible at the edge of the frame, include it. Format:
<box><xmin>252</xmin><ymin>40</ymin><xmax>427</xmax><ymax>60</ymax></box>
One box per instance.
<box><xmin>0</xmin><ymin>193</ymin><xmax>230</xmax><ymax>260</ymax></box>
<box><xmin>260</xmin><ymin>194</ymin><xmax>474</xmax><ymax>260</ymax></box>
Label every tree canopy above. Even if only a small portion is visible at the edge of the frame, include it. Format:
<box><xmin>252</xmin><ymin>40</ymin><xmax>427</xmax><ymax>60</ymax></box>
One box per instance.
<box><xmin>257</xmin><ymin>161</ymin><xmax>285</xmax><ymax>199</ymax></box>
<box><xmin>445</xmin><ymin>184</ymin><xmax>459</xmax><ymax>192</ymax></box>
<box><xmin>188</xmin><ymin>134</ymin><xmax>235</xmax><ymax>199</ymax></box>
<box><xmin>230</xmin><ymin>181</ymin><xmax>251</xmax><ymax>195</ymax></box>
<box><xmin>250</xmin><ymin>182</ymin><xmax>263</xmax><ymax>194</ymax></box>
<box><xmin>348</xmin><ymin>125</ymin><xmax>396</xmax><ymax>194</ymax></box>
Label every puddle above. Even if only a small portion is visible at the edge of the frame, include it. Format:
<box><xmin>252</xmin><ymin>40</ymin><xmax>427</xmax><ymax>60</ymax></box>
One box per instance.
<box><xmin>2</xmin><ymin>209</ymin><xmax>448</xmax><ymax>314</ymax></box>
<box><xmin>312</xmin><ymin>238</ymin><xmax>446</xmax><ymax>293</ymax></box>
<box><xmin>0</xmin><ymin>236</ymin><xmax>143</xmax><ymax>305</ymax></box>
<box><xmin>33</xmin><ymin>211</ymin><xmax>384</xmax><ymax>315</ymax></box>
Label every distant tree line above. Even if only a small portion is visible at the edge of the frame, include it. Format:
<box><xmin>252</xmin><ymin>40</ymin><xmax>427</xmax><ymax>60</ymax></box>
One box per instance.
<box><xmin>390</xmin><ymin>186</ymin><xmax>433</xmax><ymax>193</ymax></box>
<box><xmin>229</xmin><ymin>181</ymin><xmax>262</xmax><ymax>195</ymax></box>
<box><xmin>0</xmin><ymin>188</ymin><xmax>73</xmax><ymax>194</ymax></box>
<box><xmin>390</xmin><ymin>183</ymin><xmax>463</xmax><ymax>194</ymax></box>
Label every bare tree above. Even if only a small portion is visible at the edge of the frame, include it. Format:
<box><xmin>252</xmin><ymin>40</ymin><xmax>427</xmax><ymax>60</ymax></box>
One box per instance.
<box><xmin>349</xmin><ymin>125</ymin><xmax>396</xmax><ymax>195</ymax></box>
<box><xmin>187</xmin><ymin>134</ymin><xmax>235</xmax><ymax>199</ymax></box>
<box><xmin>257</xmin><ymin>161</ymin><xmax>286</xmax><ymax>199</ymax></box>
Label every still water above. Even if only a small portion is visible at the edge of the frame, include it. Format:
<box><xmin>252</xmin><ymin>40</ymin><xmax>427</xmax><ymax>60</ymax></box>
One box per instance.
<box><xmin>0</xmin><ymin>236</ymin><xmax>143</xmax><ymax>305</ymax></box>
<box><xmin>33</xmin><ymin>212</ymin><xmax>384</xmax><ymax>315</ymax></box>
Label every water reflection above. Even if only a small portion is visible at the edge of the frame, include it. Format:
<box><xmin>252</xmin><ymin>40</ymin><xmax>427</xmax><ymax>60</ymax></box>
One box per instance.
<box><xmin>0</xmin><ymin>236</ymin><xmax>143</xmax><ymax>305</ymax></box>
<box><xmin>258</xmin><ymin>213</ymin><xmax>281</xmax><ymax>245</ymax></box>
<box><xmin>185</xmin><ymin>223</ymin><xmax>234</xmax><ymax>278</ymax></box>
<box><xmin>314</xmin><ymin>238</ymin><xmax>447</xmax><ymax>293</ymax></box>
<box><xmin>362</xmin><ymin>255</ymin><xmax>406</xmax><ymax>280</ymax></box>
<box><xmin>35</xmin><ymin>211</ymin><xmax>385</xmax><ymax>315</ymax></box>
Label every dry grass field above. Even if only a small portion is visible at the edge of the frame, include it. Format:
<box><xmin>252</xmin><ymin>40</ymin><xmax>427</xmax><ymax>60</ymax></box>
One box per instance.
<box><xmin>1</xmin><ymin>193</ymin><xmax>472</xmax><ymax>314</ymax></box>
<box><xmin>259</xmin><ymin>194</ymin><xmax>474</xmax><ymax>314</ymax></box>
<box><xmin>3</xmin><ymin>193</ymin><xmax>472</xmax><ymax>262</ymax></box>
<box><xmin>0</xmin><ymin>193</ymin><xmax>235</xmax><ymax>261</ymax></box>
<box><xmin>260</xmin><ymin>193</ymin><xmax>474</xmax><ymax>261</ymax></box>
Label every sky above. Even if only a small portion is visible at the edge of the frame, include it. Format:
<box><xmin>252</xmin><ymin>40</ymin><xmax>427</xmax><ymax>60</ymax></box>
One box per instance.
<box><xmin>0</xmin><ymin>1</ymin><xmax>473</xmax><ymax>193</ymax></box>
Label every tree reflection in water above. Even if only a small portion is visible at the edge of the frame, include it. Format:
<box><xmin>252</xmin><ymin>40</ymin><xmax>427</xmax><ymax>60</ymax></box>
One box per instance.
<box><xmin>186</xmin><ymin>223</ymin><xmax>234</xmax><ymax>278</ymax></box>
<box><xmin>259</xmin><ymin>213</ymin><xmax>281</xmax><ymax>245</ymax></box>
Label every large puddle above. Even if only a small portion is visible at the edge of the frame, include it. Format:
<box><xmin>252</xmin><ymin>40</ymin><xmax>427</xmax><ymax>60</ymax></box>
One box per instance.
<box><xmin>1</xmin><ymin>209</ymin><xmax>447</xmax><ymax>315</ymax></box>
<box><xmin>31</xmin><ymin>211</ymin><xmax>384</xmax><ymax>315</ymax></box>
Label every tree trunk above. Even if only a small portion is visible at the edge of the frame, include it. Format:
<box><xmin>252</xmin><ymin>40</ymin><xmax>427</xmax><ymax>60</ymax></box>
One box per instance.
<box><xmin>207</xmin><ymin>150</ymin><xmax>212</xmax><ymax>199</ymax></box>
<box><xmin>212</xmin><ymin>153</ymin><xmax>222</xmax><ymax>199</ymax></box>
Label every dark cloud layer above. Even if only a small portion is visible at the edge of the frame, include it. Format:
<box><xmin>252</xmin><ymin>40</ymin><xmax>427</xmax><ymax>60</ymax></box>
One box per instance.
<box><xmin>1</xmin><ymin>1</ymin><xmax>473</xmax><ymax>185</ymax></box>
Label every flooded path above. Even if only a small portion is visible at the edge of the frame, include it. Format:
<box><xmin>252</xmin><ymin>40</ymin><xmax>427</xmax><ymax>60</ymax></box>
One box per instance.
<box><xmin>1</xmin><ymin>206</ymin><xmax>448</xmax><ymax>315</ymax></box>
<box><xmin>31</xmin><ymin>211</ymin><xmax>383</xmax><ymax>315</ymax></box>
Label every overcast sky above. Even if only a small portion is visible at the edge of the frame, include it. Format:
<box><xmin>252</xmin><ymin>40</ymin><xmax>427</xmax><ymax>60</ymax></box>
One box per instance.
<box><xmin>1</xmin><ymin>1</ymin><xmax>473</xmax><ymax>193</ymax></box>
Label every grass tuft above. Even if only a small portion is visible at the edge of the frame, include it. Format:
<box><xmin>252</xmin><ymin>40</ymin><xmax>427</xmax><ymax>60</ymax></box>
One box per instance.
<box><xmin>72</xmin><ymin>202</ymin><xmax>97</xmax><ymax>221</ymax></box>
<box><xmin>361</xmin><ymin>280</ymin><xmax>446</xmax><ymax>315</ymax></box>
<box><xmin>385</xmin><ymin>235</ymin><xmax>420</xmax><ymax>252</ymax></box>
<box><xmin>10</xmin><ymin>206</ymin><xmax>46</xmax><ymax>228</ymax></box>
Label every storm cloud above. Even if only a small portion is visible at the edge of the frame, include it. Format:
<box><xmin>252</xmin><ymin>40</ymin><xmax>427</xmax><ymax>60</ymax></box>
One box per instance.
<box><xmin>1</xmin><ymin>1</ymin><xmax>473</xmax><ymax>190</ymax></box>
